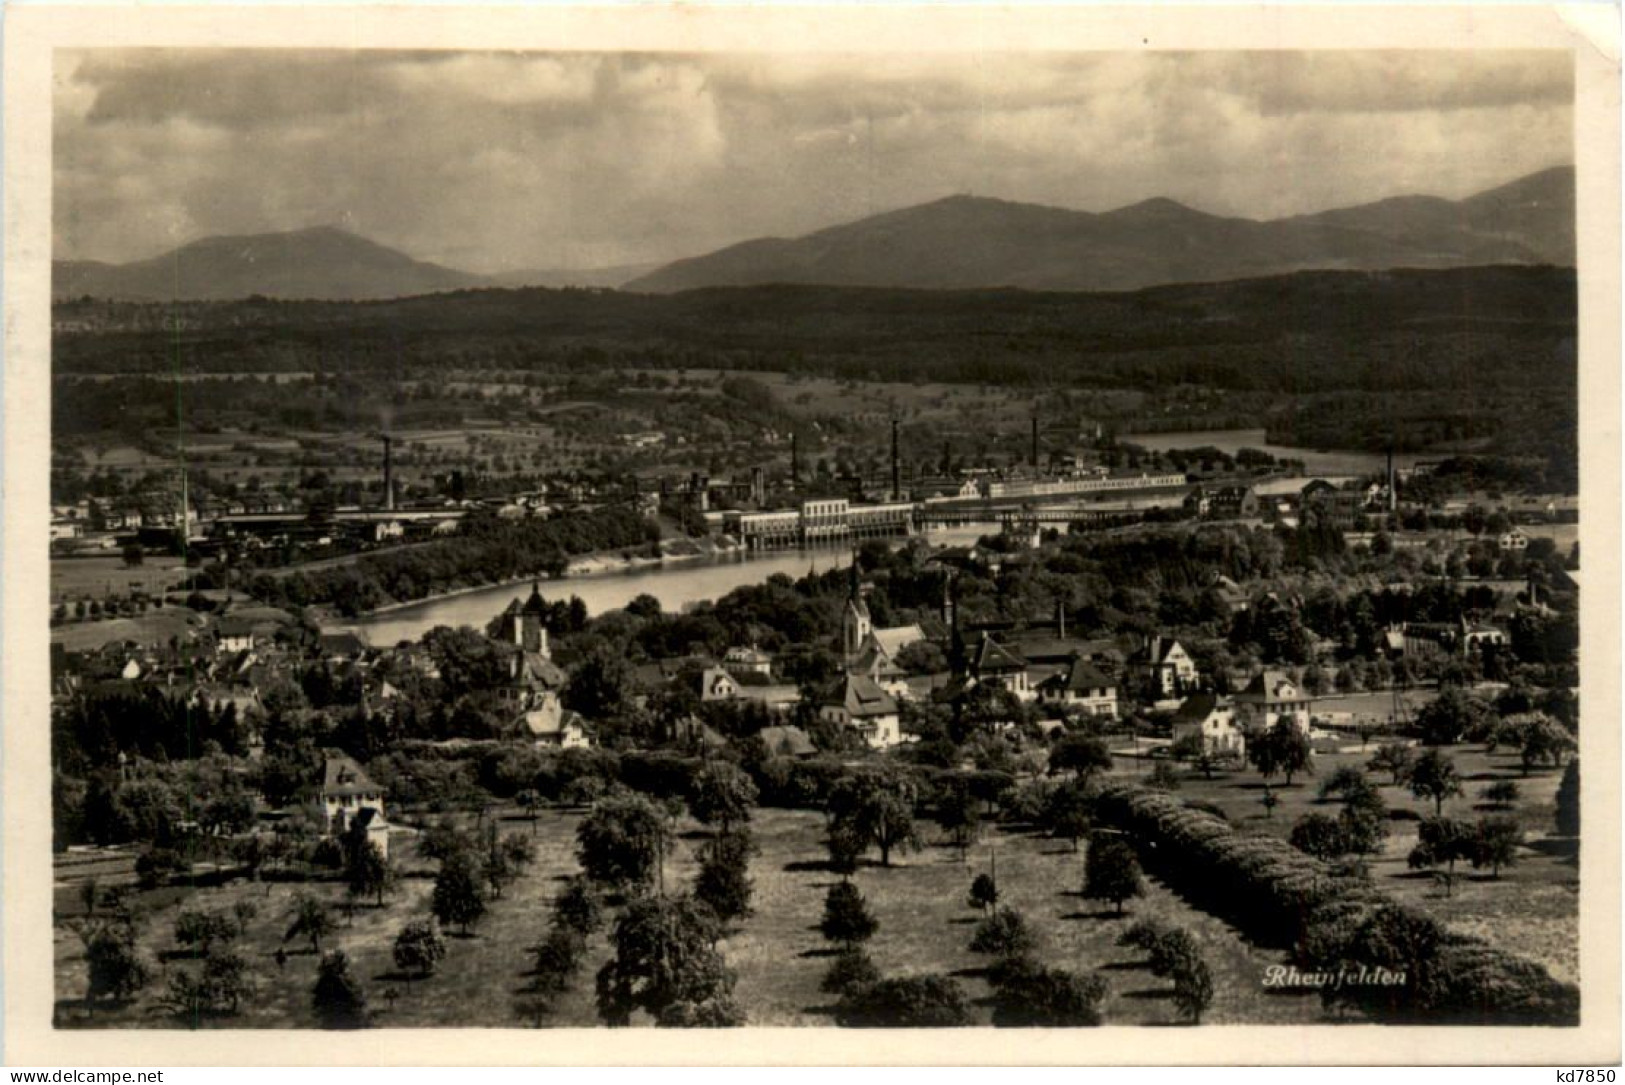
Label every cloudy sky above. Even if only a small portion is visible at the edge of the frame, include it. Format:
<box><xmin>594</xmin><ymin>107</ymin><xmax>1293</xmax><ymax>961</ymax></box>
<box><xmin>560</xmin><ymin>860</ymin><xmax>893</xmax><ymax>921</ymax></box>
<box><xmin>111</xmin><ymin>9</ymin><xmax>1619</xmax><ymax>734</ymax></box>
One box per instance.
<box><xmin>55</xmin><ymin>49</ymin><xmax>1573</xmax><ymax>272</ymax></box>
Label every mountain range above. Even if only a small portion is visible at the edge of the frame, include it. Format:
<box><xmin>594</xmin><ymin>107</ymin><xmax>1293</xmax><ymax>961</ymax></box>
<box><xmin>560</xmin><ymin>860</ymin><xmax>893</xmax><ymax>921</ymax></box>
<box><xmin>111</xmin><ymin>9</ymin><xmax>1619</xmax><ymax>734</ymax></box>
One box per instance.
<box><xmin>53</xmin><ymin>166</ymin><xmax>1573</xmax><ymax>302</ymax></box>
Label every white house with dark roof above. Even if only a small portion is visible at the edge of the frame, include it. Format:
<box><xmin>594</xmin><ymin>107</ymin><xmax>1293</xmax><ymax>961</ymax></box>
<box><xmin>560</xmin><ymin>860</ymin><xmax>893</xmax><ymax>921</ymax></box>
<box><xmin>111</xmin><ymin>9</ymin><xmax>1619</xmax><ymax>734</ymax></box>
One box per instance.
<box><xmin>320</xmin><ymin>750</ymin><xmax>389</xmax><ymax>858</ymax></box>
<box><xmin>819</xmin><ymin>673</ymin><xmax>902</xmax><ymax>749</ymax></box>
<box><xmin>1126</xmin><ymin>635</ymin><xmax>1200</xmax><ymax>699</ymax></box>
<box><xmin>971</xmin><ymin>633</ymin><xmax>1034</xmax><ymax>701</ymax></box>
<box><xmin>513</xmin><ymin>697</ymin><xmax>592</xmax><ymax>749</ymax></box>
<box><xmin>1036</xmin><ymin>655</ymin><xmax>1119</xmax><ymax>718</ymax></box>
<box><xmin>722</xmin><ymin>645</ymin><xmax>773</xmax><ymax>678</ymax></box>
<box><xmin>1171</xmin><ymin>692</ymin><xmax>1246</xmax><ymax>757</ymax></box>
<box><xmin>1233</xmin><ymin>670</ymin><xmax>1311</xmax><ymax>733</ymax></box>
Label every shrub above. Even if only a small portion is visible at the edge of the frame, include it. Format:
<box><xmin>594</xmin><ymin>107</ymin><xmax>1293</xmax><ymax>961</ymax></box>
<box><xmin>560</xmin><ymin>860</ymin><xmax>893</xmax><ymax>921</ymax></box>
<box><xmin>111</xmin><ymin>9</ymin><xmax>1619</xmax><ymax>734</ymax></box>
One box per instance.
<box><xmin>392</xmin><ymin>919</ymin><xmax>446</xmax><ymax>980</ymax></box>
<box><xmin>312</xmin><ymin>950</ymin><xmax>367</xmax><ymax>1029</ymax></box>
<box><xmin>835</xmin><ymin>974</ymin><xmax>971</xmax><ymax>1027</ymax></box>
<box><xmin>967</xmin><ymin>872</ymin><xmax>999</xmax><ymax>914</ymax></box>
<box><xmin>988</xmin><ymin>957</ymin><xmax>1107</xmax><ymax>1026</ymax></box>
<box><xmin>819</xmin><ymin>881</ymin><xmax>878</xmax><ymax>946</ymax></box>
<box><xmin>820</xmin><ymin>946</ymin><xmax>881</xmax><ymax>997</ymax></box>
<box><xmin>969</xmin><ymin>907</ymin><xmax>1036</xmax><ymax>959</ymax></box>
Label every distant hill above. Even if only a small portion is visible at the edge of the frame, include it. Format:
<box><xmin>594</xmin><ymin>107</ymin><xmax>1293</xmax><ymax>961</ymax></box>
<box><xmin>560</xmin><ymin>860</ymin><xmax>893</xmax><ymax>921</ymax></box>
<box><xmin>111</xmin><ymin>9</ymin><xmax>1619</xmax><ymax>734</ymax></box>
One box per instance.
<box><xmin>53</xmin><ymin>226</ymin><xmax>667</xmax><ymax>302</ymax></box>
<box><xmin>626</xmin><ymin>166</ymin><xmax>1575</xmax><ymax>294</ymax></box>
<box><xmin>53</xmin><ymin>226</ymin><xmax>488</xmax><ymax>302</ymax></box>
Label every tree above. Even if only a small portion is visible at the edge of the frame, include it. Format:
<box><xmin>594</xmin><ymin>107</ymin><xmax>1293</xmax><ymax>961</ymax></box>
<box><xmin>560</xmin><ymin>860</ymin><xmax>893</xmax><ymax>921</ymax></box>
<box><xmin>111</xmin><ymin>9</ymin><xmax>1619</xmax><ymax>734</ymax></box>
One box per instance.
<box><xmin>1515</xmin><ymin>714</ymin><xmax>1575</xmax><ymax>775</ymax></box>
<box><xmin>312</xmin><ymin>950</ymin><xmax>367</xmax><ymax>1029</ymax></box>
<box><xmin>1414</xmin><ymin>687</ymin><xmax>1487</xmax><ymax>746</ymax></box>
<box><xmin>1145</xmin><ymin>761</ymin><xmax>1181</xmax><ymax>791</ymax></box>
<box><xmin>529</xmin><ymin>926</ymin><xmax>587</xmax><ymax>1005</ymax></box>
<box><xmin>344</xmin><ymin>835</ymin><xmax>394</xmax><ymax>907</ymax></box>
<box><xmin>967</xmin><ymin>872</ymin><xmax>1000</xmax><ymax>915</ymax></box>
<box><xmin>1290</xmin><ymin>813</ymin><xmax>1349</xmax><ymax>861</ymax></box>
<box><xmin>1408</xmin><ymin>816</ymin><xmax>1472</xmax><ymax>896</ymax></box>
<box><xmin>935</xmin><ymin>781</ymin><xmax>982</xmax><ymax>862</ymax></box>
<box><xmin>830</xmin><ymin>772</ymin><xmax>921</xmax><ymax>868</ymax></box>
<box><xmin>83</xmin><ymin>923</ymin><xmax>149</xmax><ymax>1006</ymax></box>
<box><xmin>835</xmin><ymin>975</ymin><xmax>971</xmax><ymax>1027</ymax></box>
<box><xmin>1409</xmin><ymin>749</ymin><xmax>1464</xmax><ymax>816</ymax></box>
<box><xmin>1083</xmin><ymin>837</ymin><xmax>1144</xmax><ymax>915</ymax></box>
<box><xmin>432</xmin><ymin>851</ymin><xmax>488</xmax><ymax>934</ymax></box>
<box><xmin>1049</xmin><ymin>733</ymin><xmax>1113</xmax><ymax>779</ymax></box>
<box><xmin>392</xmin><ymin>919</ymin><xmax>446</xmax><ymax>981</ymax></box>
<box><xmin>1040</xmin><ymin>780</ymin><xmax>1094</xmax><ymax>852</ymax></box>
<box><xmin>173</xmin><ymin>910</ymin><xmax>237</xmax><ymax>957</ymax></box>
<box><xmin>1482</xmin><ymin>781</ymin><xmax>1520</xmax><ymax>809</ymax></box>
<box><xmin>1249</xmin><ymin>718</ymin><xmax>1313</xmax><ymax>787</ymax></box>
<box><xmin>820</xmin><ymin>946</ymin><xmax>881</xmax><ymax>997</ymax></box>
<box><xmin>1471</xmin><ymin>815</ymin><xmax>1524</xmax><ymax>878</ymax></box>
<box><xmin>1555</xmin><ymin>760</ymin><xmax>1580</xmax><ymax>837</ymax></box>
<box><xmin>552</xmin><ymin>876</ymin><xmax>605</xmax><ymax>937</ymax></box>
<box><xmin>165</xmin><ymin>949</ymin><xmax>251</xmax><ymax>1021</ymax></box>
<box><xmin>819</xmin><ymin>880</ymin><xmax>878</xmax><ymax>946</ymax></box>
<box><xmin>693</xmin><ymin>829</ymin><xmax>755</xmax><ymax>923</ymax></box>
<box><xmin>594</xmin><ymin>895</ymin><xmax>742</xmax><ymax>1027</ymax></box>
<box><xmin>1367</xmin><ymin>743</ymin><xmax>1415</xmax><ymax>786</ymax></box>
<box><xmin>687</xmin><ymin>762</ymin><xmax>758</xmax><ymax>833</ymax></box>
<box><xmin>283</xmin><ymin>895</ymin><xmax>333</xmax><ymax>955</ymax></box>
<box><xmin>969</xmin><ymin>907</ymin><xmax>1036</xmax><ymax>959</ymax></box>
<box><xmin>1172</xmin><ymin>957</ymin><xmax>1215</xmax><ymax>1024</ymax></box>
<box><xmin>576</xmin><ymin>792</ymin><xmax>673</xmax><ymax>892</ymax></box>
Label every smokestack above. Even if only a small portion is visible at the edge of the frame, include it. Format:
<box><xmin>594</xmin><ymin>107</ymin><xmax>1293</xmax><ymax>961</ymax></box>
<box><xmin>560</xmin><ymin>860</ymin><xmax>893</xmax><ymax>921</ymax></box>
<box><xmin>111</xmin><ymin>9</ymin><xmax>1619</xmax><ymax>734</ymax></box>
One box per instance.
<box><xmin>1055</xmin><ymin>599</ymin><xmax>1066</xmax><ymax>639</ymax></box>
<box><xmin>1386</xmin><ymin>446</ymin><xmax>1396</xmax><ymax>513</ymax></box>
<box><xmin>1031</xmin><ymin>415</ymin><xmax>1039</xmax><ymax>470</ymax></box>
<box><xmin>751</xmin><ymin>466</ymin><xmax>765</xmax><ymax>506</ymax></box>
<box><xmin>382</xmin><ymin>435</ymin><xmax>395</xmax><ymax>512</ymax></box>
<box><xmin>890</xmin><ymin>418</ymin><xmax>901</xmax><ymax>501</ymax></box>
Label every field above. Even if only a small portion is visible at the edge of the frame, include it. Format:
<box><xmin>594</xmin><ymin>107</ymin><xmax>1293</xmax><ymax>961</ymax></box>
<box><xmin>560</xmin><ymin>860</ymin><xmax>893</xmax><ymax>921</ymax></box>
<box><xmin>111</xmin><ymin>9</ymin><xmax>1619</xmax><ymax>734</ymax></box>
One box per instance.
<box><xmin>57</xmin><ymin>801</ymin><xmax>1334</xmax><ymax>1030</ymax></box>
<box><xmin>52</xmin><ymin>553</ymin><xmax>191</xmax><ymax>604</ymax></box>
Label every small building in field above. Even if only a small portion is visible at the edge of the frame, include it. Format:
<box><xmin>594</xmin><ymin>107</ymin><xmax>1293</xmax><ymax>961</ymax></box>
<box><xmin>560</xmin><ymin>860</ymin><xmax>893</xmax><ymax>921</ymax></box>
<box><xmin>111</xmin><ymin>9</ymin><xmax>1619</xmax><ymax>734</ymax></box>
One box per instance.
<box><xmin>1171</xmin><ymin>692</ymin><xmax>1246</xmax><ymax>758</ymax></box>
<box><xmin>320</xmin><ymin>750</ymin><xmax>389</xmax><ymax>858</ymax></box>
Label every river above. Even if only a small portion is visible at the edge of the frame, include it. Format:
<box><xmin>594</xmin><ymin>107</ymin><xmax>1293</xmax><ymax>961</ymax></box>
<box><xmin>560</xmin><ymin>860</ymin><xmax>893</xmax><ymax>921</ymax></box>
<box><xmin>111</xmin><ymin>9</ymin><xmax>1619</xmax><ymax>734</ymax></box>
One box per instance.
<box><xmin>1127</xmin><ymin>428</ymin><xmax>1426</xmax><ymax>477</ymax></box>
<box><xmin>333</xmin><ymin>526</ymin><xmax>987</xmax><ymax>646</ymax></box>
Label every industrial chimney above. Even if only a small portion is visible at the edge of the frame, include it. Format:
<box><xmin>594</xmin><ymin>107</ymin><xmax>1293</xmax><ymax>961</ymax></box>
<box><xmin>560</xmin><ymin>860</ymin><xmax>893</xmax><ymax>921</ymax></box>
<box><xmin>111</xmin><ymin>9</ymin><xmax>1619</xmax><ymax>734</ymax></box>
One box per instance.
<box><xmin>382</xmin><ymin>435</ymin><xmax>395</xmax><ymax>511</ymax></box>
<box><xmin>891</xmin><ymin>418</ymin><xmax>901</xmax><ymax>501</ymax></box>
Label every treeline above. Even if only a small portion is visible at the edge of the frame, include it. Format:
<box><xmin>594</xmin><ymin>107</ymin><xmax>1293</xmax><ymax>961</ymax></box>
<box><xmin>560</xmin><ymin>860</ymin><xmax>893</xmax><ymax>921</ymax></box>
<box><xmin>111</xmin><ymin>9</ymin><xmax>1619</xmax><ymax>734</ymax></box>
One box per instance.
<box><xmin>54</xmin><ymin>268</ymin><xmax>1576</xmax><ymax>396</ymax></box>
<box><xmin>245</xmin><ymin>508</ymin><xmax>660</xmax><ymax>616</ymax></box>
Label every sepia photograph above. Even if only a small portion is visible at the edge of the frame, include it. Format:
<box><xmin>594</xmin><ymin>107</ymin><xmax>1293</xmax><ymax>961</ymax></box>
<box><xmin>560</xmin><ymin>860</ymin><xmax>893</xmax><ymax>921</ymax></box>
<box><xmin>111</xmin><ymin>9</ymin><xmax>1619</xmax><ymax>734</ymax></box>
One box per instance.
<box><xmin>4</xmin><ymin>3</ymin><xmax>1620</xmax><ymax>1067</ymax></box>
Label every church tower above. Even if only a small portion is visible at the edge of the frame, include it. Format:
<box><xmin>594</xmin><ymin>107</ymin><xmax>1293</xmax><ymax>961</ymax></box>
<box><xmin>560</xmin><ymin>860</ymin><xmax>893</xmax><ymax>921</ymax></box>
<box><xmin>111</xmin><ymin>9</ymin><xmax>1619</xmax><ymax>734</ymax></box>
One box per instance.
<box><xmin>498</xmin><ymin>581</ymin><xmax>551</xmax><ymax>658</ymax></box>
<box><xmin>841</xmin><ymin>560</ymin><xmax>871</xmax><ymax>665</ymax></box>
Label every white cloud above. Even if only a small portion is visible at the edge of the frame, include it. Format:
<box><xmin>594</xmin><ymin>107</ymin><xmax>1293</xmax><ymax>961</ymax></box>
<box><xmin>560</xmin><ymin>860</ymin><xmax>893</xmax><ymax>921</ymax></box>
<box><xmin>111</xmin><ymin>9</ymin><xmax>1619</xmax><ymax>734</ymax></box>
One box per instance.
<box><xmin>54</xmin><ymin>49</ymin><xmax>1573</xmax><ymax>271</ymax></box>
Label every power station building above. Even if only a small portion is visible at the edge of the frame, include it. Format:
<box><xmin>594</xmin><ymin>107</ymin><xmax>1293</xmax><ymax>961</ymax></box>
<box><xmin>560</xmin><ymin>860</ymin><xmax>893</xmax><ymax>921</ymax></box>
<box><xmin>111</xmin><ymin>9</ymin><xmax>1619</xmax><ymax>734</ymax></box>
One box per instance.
<box><xmin>724</xmin><ymin>499</ymin><xmax>913</xmax><ymax>552</ymax></box>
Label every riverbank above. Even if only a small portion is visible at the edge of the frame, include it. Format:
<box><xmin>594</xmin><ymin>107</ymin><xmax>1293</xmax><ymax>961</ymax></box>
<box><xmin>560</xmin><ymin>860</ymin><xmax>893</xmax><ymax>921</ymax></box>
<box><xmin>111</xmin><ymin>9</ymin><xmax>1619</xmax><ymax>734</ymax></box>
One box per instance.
<box><xmin>341</xmin><ymin>534</ymin><xmax>743</xmax><ymax>620</ymax></box>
